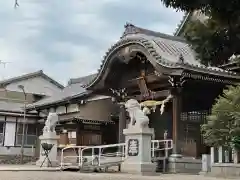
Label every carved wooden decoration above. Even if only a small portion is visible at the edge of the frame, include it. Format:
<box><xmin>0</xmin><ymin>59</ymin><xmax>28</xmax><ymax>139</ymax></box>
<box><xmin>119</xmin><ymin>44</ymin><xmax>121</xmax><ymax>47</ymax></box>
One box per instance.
<box><xmin>137</xmin><ymin>76</ymin><xmax>150</xmax><ymax>98</ymax></box>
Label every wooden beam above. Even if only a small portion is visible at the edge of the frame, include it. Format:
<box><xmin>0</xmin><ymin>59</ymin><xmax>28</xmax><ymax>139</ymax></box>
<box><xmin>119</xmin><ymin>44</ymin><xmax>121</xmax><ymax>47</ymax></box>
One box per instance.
<box><xmin>129</xmin><ymin>90</ymin><xmax>170</xmax><ymax>101</ymax></box>
<box><xmin>126</xmin><ymin>82</ymin><xmax>170</xmax><ymax>95</ymax></box>
<box><xmin>120</xmin><ymin>73</ymin><xmax>162</xmax><ymax>87</ymax></box>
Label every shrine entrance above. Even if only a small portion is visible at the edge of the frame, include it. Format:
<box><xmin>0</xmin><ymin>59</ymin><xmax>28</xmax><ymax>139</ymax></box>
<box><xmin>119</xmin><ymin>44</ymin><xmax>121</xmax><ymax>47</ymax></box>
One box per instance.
<box><xmin>84</xmin><ymin>24</ymin><xmax>240</xmax><ymax>158</ymax></box>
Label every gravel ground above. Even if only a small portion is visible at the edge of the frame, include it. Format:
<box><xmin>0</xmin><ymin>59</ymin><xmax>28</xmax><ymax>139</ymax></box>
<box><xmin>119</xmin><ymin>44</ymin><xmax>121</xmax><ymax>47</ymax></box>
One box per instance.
<box><xmin>0</xmin><ymin>172</ymin><xmax>234</xmax><ymax>180</ymax></box>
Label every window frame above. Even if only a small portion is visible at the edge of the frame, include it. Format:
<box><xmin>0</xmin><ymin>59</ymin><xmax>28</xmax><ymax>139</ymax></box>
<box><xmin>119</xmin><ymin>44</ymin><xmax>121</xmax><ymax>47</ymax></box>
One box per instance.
<box><xmin>0</xmin><ymin>122</ymin><xmax>5</xmax><ymax>146</ymax></box>
<box><xmin>15</xmin><ymin>123</ymin><xmax>37</xmax><ymax>147</ymax></box>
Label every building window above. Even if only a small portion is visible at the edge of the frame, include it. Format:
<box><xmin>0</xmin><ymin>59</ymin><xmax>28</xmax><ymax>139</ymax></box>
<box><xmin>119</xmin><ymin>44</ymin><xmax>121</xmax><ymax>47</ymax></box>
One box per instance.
<box><xmin>0</xmin><ymin>122</ymin><xmax>4</xmax><ymax>145</ymax></box>
<box><xmin>16</xmin><ymin>123</ymin><xmax>37</xmax><ymax>146</ymax></box>
<box><xmin>68</xmin><ymin>131</ymin><xmax>76</xmax><ymax>145</ymax></box>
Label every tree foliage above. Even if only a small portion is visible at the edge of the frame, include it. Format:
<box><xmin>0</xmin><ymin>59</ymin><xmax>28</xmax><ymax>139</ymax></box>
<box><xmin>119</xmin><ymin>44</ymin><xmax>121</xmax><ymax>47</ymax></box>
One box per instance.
<box><xmin>201</xmin><ymin>85</ymin><xmax>240</xmax><ymax>147</ymax></box>
<box><xmin>161</xmin><ymin>0</ymin><xmax>240</xmax><ymax>24</ymax></box>
<box><xmin>184</xmin><ymin>18</ymin><xmax>240</xmax><ymax>66</ymax></box>
<box><xmin>161</xmin><ymin>0</ymin><xmax>240</xmax><ymax>66</ymax></box>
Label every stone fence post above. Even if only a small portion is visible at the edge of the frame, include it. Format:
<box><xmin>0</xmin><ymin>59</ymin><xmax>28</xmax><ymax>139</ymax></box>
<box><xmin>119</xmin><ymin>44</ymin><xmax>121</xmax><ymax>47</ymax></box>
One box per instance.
<box><xmin>210</xmin><ymin>147</ymin><xmax>215</xmax><ymax>164</ymax></box>
<box><xmin>218</xmin><ymin>146</ymin><xmax>223</xmax><ymax>163</ymax></box>
<box><xmin>212</xmin><ymin>146</ymin><xmax>239</xmax><ymax>164</ymax></box>
<box><xmin>233</xmin><ymin>149</ymin><xmax>239</xmax><ymax>164</ymax></box>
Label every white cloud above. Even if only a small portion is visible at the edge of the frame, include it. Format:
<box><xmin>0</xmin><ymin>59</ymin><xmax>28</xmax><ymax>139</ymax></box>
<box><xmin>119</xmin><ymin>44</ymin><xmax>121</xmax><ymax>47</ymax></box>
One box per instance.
<box><xmin>0</xmin><ymin>0</ymin><xmax>184</xmax><ymax>85</ymax></box>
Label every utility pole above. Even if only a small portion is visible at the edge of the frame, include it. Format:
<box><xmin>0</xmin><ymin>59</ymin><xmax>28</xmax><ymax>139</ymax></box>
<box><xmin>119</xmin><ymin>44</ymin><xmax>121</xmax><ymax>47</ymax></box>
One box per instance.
<box><xmin>18</xmin><ymin>85</ymin><xmax>27</xmax><ymax>164</ymax></box>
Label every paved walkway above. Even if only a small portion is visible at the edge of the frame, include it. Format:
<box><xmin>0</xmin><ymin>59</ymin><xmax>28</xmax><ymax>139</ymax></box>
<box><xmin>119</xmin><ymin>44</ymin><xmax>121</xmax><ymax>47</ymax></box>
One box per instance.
<box><xmin>0</xmin><ymin>165</ymin><xmax>235</xmax><ymax>180</ymax></box>
<box><xmin>0</xmin><ymin>165</ymin><xmax>60</xmax><ymax>171</ymax></box>
<box><xmin>0</xmin><ymin>171</ymin><xmax>235</xmax><ymax>180</ymax></box>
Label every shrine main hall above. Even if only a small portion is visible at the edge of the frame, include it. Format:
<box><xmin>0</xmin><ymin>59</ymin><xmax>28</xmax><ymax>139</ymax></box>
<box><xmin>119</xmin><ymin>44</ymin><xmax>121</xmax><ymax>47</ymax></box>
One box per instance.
<box><xmin>82</xmin><ymin>23</ymin><xmax>240</xmax><ymax>158</ymax></box>
<box><xmin>29</xmin><ymin>23</ymin><xmax>240</xmax><ymax>159</ymax></box>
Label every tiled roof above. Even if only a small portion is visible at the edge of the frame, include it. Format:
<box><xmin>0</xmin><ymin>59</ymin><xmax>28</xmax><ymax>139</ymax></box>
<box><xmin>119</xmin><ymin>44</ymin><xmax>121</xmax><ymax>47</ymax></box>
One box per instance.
<box><xmin>68</xmin><ymin>73</ymin><xmax>97</xmax><ymax>86</ymax></box>
<box><xmin>174</xmin><ymin>12</ymin><xmax>191</xmax><ymax>36</ymax></box>
<box><xmin>28</xmin><ymin>82</ymin><xmax>88</xmax><ymax>108</ymax></box>
<box><xmin>85</xmin><ymin>23</ymin><xmax>240</xmax><ymax>89</ymax></box>
<box><xmin>0</xmin><ymin>70</ymin><xmax>64</xmax><ymax>89</ymax></box>
<box><xmin>27</xmin><ymin>73</ymin><xmax>99</xmax><ymax>109</ymax></box>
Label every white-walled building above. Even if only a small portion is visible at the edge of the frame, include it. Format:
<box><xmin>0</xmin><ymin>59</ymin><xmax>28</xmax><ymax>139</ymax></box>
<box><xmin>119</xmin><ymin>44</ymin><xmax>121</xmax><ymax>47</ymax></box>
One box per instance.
<box><xmin>0</xmin><ymin>70</ymin><xmax>63</xmax><ymax>156</ymax></box>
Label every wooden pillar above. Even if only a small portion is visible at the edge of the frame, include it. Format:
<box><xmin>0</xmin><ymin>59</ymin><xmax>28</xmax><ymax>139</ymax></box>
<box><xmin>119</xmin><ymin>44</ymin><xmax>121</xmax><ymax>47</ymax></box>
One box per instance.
<box><xmin>76</xmin><ymin>123</ymin><xmax>81</xmax><ymax>146</ymax></box>
<box><xmin>172</xmin><ymin>88</ymin><xmax>182</xmax><ymax>155</ymax></box>
<box><xmin>118</xmin><ymin>104</ymin><xmax>126</xmax><ymax>143</ymax></box>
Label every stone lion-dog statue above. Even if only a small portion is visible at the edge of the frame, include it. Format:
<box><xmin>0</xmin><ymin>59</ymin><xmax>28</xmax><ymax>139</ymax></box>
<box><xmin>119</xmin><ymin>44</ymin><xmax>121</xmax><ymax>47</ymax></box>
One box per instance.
<box><xmin>43</xmin><ymin>112</ymin><xmax>59</xmax><ymax>133</ymax></box>
<box><xmin>125</xmin><ymin>99</ymin><xmax>149</xmax><ymax>129</ymax></box>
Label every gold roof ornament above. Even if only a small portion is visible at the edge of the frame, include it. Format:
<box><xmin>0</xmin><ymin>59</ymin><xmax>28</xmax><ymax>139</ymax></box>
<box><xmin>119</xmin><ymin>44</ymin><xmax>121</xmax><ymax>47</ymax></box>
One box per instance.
<box><xmin>140</xmin><ymin>100</ymin><xmax>163</xmax><ymax>107</ymax></box>
<box><xmin>140</xmin><ymin>100</ymin><xmax>162</xmax><ymax>114</ymax></box>
<box><xmin>140</xmin><ymin>94</ymin><xmax>173</xmax><ymax>115</ymax></box>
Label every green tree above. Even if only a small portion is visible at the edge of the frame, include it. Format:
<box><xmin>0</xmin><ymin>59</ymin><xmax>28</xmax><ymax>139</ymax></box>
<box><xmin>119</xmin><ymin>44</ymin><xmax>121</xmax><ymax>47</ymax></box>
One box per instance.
<box><xmin>201</xmin><ymin>85</ymin><xmax>240</xmax><ymax>148</ymax></box>
<box><xmin>161</xmin><ymin>0</ymin><xmax>240</xmax><ymax>24</ymax></box>
<box><xmin>161</xmin><ymin>0</ymin><xmax>240</xmax><ymax>66</ymax></box>
<box><xmin>183</xmin><ymin>18</ymin><xmax>240</xmax><ymax>66</ymax></box>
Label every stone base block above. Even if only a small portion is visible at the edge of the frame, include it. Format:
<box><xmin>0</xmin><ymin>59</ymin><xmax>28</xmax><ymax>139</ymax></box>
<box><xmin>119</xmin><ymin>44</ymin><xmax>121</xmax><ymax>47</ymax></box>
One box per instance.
<box><xmin>121</xmin><ymin>162</ymin><xmax>156</xmax><ymax>175</ymax></box>
<box><xmin>209</xmin><ymin>163</ymin><xmax>240</xmax><ymax>178</ymax></box>
<box><xmin>168</xmin><ymin>157</ymin><xmax>201</xmax><ymax>174</ymax></box>
<box><xmin>36</xmin><ymin>159</ymin><xmax>59</xmax><ymax>167</ymax></box>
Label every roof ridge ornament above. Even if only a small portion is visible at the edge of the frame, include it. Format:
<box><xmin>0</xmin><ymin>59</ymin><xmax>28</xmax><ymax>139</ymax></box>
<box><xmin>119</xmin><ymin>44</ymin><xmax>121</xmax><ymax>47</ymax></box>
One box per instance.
<box><xmin>122</xmin><ymin>23</ymin><xmax>140</xmax><ymax>38</ymax></box>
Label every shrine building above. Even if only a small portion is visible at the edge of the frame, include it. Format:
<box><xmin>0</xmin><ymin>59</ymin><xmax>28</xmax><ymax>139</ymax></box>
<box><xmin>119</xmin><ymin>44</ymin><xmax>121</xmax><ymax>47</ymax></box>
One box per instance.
<box><xmin>28</xmin><ymin>23</ymin><xmax>240</xmax><ymax>159</ymax></box>
<box><xmin>83</xmin><ymin>23</ymin><xmax>240</xmax><ymax>158</ymax></box>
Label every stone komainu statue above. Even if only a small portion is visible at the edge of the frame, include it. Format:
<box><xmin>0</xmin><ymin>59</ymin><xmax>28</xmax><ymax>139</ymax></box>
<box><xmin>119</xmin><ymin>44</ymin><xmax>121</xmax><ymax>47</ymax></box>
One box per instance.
<box><xmin>43</xmin><ymin>112</ymin><xmax>59</xmax><ymax>133</ymax></box>
<box><xmin>125</xmin><ymin>99</ymin><xmax>149</xmax><ymax>129</ymax></box>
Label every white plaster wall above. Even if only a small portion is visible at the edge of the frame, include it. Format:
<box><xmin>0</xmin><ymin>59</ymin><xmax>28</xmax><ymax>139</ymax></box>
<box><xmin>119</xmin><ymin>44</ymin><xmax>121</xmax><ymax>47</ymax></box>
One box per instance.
<box><xmin>56</xmin><ymin>106</ymin><xmax>66</xmax><ymax>114</ymax></box>
<box><xmin>0</xmin><ymin>146</ymin><xmax>35</xmax><ymax>156</ymax></box>
<box><xmin>5</xmin><ymin>76</ymin><xmax>62</xmax><ymax>96</ymax></box>
<box><xmin>78</xmin><ymin>98</ymin><xmax>117</xmax><ymax>121</ymax></box>
<box><xmin>67</xmin><ymin>104</ymin><xmax>79</xmax><ymax>113</ymax></box>
<box><xmin>4</xmin><ymin>122</ymin><xmax>16</xmax><ymax>146</ymax></box>
<box><xmin>49</xmin><ymin>107</ymin><xmax>55</xmax><ymax>113</ymax></box>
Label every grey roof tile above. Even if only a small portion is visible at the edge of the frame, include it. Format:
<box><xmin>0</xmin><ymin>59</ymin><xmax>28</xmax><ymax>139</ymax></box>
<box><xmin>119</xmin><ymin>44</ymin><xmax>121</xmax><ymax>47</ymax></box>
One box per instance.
<box><xmin>30</xmin><ymin>82</ymin><xmax>87</xmax><ymax>108</ymax></box>
<box><xmin>68</xmin><ymin>73</ymin><xmax>97</xmax><ymax>85</ymax></box>
<box><xmin>0</xmin><ymin>70</ymin><xmax>64</xmax><ymax>89</ymax></box>
<box><xmin>85</xmin><ymin>23</ymin><xmax>240</xmax><ymax>88</ymax></box>
<box><xmin>133</xmin><ymin>33</ymin><xmax>201</xmax><ymax>66</ymax></box>
<box><xmin>120</xmin><ymin>23</ymin><xmax>201</xmax><ymax>66</ymax></box>
<box><xmin>28</xmin><ymin>73</ymin><xmax>98</xmax><ymax>108</ymax></box>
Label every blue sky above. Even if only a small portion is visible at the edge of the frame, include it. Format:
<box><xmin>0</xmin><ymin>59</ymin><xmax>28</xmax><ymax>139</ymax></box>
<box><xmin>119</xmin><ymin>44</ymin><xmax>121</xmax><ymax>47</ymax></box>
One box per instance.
<box><xmin>0</xmin><ymin>0</ymin><xmax>184</xmax><ymax>85</ymax></box>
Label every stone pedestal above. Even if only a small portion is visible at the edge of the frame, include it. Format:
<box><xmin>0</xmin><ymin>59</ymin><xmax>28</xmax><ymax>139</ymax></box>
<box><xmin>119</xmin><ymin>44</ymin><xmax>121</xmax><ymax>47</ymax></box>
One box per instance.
<box><xmin>121</xmin><ymin>127</ymin><xmax>156</xmax><ymax>175</ymax></box>
<box><xmin>36</xmin><ymin>132</ymin><xmax>59</xmax><ymax>167</ymax></box>
<box><xmin>201</xmin><ymin>154</ymin><xmax>211</xmax><ymax>173</ymax></box>
<box><xmin>168</xmin><ymin>156</ymin><xmax>202</xmax><ymax>174</ymax></box>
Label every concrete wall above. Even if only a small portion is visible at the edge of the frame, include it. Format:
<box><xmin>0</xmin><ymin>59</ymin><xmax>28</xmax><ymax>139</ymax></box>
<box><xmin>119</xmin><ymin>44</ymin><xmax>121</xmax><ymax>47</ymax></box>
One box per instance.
<box><xmin>46</xmin><ymin>96</ymin><xmax>116</xmax><ymax>122</ymax></box>
<box><xmin>77</xmin><ymin>98</ymin><xmax>116</xmax><ymax>121</ymax></box>
<box><xmin>0</xmin><ymin>146</ymin><xmax>35</xmax><ymax>156</ymax></box>
<box><xmin>0</xmin><ymin>88</ymin><xmax>35</xmax><ymax>103</ymax></box>
<box><xmin>4</xmin><ymin>122</ymin><xmax>16</xmax><ymax>146</ymax></box>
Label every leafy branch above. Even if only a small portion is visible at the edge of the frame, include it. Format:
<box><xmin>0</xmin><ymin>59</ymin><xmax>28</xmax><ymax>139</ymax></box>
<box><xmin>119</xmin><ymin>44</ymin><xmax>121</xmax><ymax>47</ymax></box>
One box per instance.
<box><xmin>201</xmin><ymin>85</ymin><xmax>240</xmax><ymax>148</ymax></box>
